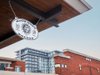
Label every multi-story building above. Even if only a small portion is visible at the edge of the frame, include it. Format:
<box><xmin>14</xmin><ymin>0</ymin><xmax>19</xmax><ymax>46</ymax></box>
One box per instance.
<box><xmin>16</xmin><ymin>48</ymin><xmax>55</xmax><ymax>73</ymax></box>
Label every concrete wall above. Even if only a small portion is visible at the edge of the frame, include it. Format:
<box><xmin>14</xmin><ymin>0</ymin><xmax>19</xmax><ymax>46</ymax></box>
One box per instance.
<box><xmin>0</xmin><ymin>71</ymin><xmax>58</xmax><ymax>75</ymax></box>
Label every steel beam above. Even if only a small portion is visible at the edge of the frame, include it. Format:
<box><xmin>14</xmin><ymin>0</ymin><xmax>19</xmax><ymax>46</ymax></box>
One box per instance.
<box><xmin>48</xmin><ymin>18</ymin><xmax>59</xmax><ymax>27</ymax></box>
<box><xmin>44</xmin><ymin>4</ymin><xmax>62</xmax><ymax>21</ymax></box>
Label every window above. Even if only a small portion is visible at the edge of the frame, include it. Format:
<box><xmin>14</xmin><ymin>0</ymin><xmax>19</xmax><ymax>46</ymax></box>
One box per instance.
<box><xmin>0</xmin><ymin>63</ymin><xmax>5</xmax><ymax>70</ymax></box>
<box><xmin>65</xmin><ymin>65</ymin><xmax>67</xmax><ymax>68</ymax></box>
<box><xmin>61</xmin><ymin>64</ymin><xmax>64</xmax><ymax>68</ymax></box>
<box><xmin>55</xmin><ymin>64</ymin><xmax>60</xmax><ymax>68</ymax></box>
<box><xmin>15</xmin><ymin>66</ymin><xmax>21</xmax><ymax>72</ymax></box>
<box><xmin>25</xmin><ymin>50</ymin><xmax>28</xmax><ymax>54</ymax></box>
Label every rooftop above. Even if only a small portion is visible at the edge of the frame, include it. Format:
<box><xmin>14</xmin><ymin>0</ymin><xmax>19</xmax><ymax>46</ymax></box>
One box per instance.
<box><xmin>63</xmin><ymin>49</ymin><xmax>100</xmax><ymax>61</ymax></box>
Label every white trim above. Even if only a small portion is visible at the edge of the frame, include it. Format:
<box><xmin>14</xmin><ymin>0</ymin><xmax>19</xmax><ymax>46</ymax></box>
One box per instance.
<box><xmin>54</xmin><ymin>54</ymin><xmax>71</xmax><ymax>59</ymax></box>
<box><xmin>0</xmin><ymin>61</ymin><xmax>11</xmax><ymax>64</ymax></box>
<box><xmin>63</xmin><ymin>49</ymin><xmax>100</xmax><ymax>61</ymax></box>
<box><xmin>63</xmin><ymin>0</ymin><xmax>92</xmax><ymax>13</ymax></box>
<box><xmin>80</xmin><ymin>0</ymin><xmax>92</xmax><ymax>9</ymax></box>
<box><xmin>0</xmin><ymin>57</ymin><xmax>24</xmax><ymax>62</ymax></box>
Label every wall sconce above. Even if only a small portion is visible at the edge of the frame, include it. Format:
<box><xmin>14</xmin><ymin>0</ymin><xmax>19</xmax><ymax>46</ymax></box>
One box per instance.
<box><xmin>79</xmin><ymin>64</ymin><xmax>82</xmax><ymax>71</ymax></box>
<box><xmin>97</xmin><ymin>68</ymin><xmax>100</xmax><ymax>72</ymax></box>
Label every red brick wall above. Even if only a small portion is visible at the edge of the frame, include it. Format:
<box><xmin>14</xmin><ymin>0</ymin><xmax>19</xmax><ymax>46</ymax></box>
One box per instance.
<box><xmin>54</xmin><ymin>51</ymin><xmax>100</xmax><ymax>75</ymax></box>
<box><xmin>11</xmin><ymin>61</ymin><xmax>25</xmax><ymax>72</ymax></box>
<box><xmin>54</xmin><ymin>56</ymin><xmax>70</xmax><ymax>75</ymax></box>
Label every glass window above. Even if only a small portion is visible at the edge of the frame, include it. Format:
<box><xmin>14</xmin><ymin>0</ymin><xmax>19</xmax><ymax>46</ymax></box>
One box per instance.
<box><xmin>0</xmin><ymin>63</ymin><xmax>5</xmax><ymax>70</ymax></box>
<box><xmin>55</xmin><ymin>64</ymin><xmax>60</xmax><ymax>68</ymax></box>
<box><xmin>61</xmin><ymin>64</ymin><xmax>64</xmax><ymax>68</ymax></box>
<box><xmin>65</xmin><ymin>65</ymin><xmax>67</xmax><ymax>68</ymax></box>
<box><xmin>15</xmin><ymin>66</ymin><xmax>21</xmax><ymax>72</ymax></box>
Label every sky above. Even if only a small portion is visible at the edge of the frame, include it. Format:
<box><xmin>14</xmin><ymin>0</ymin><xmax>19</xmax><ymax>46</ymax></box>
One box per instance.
<box><xmin>0</xmin><ymin>0</ymin><xmax>100</xmax><ymax>59</ymax></box>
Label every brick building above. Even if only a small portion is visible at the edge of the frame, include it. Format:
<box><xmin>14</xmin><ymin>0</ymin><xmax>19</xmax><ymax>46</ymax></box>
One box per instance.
<box><xmin>54</xmin><ymin>49</ymin><xmax>100</xmax><ymax>75</ymax></box>
<box><xmin>0</xmin><ymin>57</ymin><xmax>25</xmax><ymax>72</ymax></box>
<box><xmin>15</xmin><ymin>48</ymin><xmax>100</xmax><ymax>75</ymax></box>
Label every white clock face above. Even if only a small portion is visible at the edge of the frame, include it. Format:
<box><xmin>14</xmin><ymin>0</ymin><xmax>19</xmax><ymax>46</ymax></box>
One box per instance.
<box><xmin>11</xmin><ymin>17</ymin><xmax>38</xmax><ymax>40</ymax></box>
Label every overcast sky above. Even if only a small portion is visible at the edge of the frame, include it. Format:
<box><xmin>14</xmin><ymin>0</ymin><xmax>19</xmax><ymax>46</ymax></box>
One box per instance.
<box><xmin>0</xmin><ymin>0</ymin><xmax>100</xmax><ymax>59</ymax></box>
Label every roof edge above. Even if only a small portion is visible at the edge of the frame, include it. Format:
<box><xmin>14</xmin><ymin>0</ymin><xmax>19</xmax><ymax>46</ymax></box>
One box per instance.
<box><xmin>64</xmin><ymin>0</ymin><xmax>92</xmax><ymax>13</ymax></box>
<box><xmin>63</xmin><ymin>49</ymin><xmax>100</xmax><ymax>61</ymax></box>
<box><xmin>54</xmin><ymin>54</ymin><xmax>71</xmax><ymax>59</ymax></box>
<box><xmin>0</xmin><ymin>56</ymin><xmax>24</xmax><ymax>62</ymax></box>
